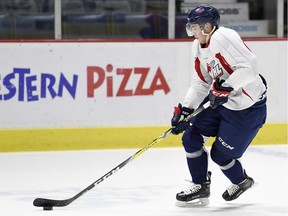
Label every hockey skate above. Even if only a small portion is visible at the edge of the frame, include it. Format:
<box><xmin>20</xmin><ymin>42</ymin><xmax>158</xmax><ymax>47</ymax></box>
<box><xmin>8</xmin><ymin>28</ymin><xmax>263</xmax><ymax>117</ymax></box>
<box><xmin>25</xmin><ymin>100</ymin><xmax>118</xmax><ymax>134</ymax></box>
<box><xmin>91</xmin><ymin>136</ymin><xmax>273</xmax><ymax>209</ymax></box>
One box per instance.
<box><xmin>222</xmin><ymin>171</ymin><xmax>254</xmax><ymax>201</ymax></box>
<box><xmin>175</xmin><ymin>172</ymin><xmax>211</xmax><ymax>207</ymax></box>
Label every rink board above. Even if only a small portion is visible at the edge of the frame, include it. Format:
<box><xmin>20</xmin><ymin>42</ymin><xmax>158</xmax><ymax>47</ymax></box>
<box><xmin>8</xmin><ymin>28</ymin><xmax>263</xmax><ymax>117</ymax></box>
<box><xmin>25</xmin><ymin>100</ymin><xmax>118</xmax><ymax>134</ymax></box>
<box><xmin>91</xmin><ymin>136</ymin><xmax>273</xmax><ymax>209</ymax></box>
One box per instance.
<box><xmin>0</xmin><ymin>40</ymin><xmax>287</xmax><ymax>152</ymax></box>
<box><xmin>0</xmin><ymin>123</ymin><xmax>286</xmax><ymax>152</ymax></box>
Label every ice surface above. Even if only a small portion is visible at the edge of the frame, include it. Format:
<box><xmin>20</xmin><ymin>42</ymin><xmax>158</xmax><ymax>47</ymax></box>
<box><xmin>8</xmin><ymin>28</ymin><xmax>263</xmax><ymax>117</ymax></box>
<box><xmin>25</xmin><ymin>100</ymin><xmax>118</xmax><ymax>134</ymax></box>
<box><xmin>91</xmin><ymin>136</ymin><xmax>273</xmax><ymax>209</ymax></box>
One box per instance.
<box><xmin>0</xmin><ymin>145</ymin><xmax>287</xmax><ymax>216</ymax></box>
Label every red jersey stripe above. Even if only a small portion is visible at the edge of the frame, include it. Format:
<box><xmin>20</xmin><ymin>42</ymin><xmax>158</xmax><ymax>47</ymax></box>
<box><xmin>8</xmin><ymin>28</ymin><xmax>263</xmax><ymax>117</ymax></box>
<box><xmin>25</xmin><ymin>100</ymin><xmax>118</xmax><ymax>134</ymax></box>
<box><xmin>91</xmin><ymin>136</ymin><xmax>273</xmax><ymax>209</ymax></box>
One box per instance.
<box><xmin>215</xmin><ymin>53</ymin><xmax>234</xmax><ymax>74</ymax></box>
<box><xmin>242</xmin><ymin>88</ymin><xmax>254</xmax><ymax>101</ymax></box>
<box><xmin>195</xmin><ymin>57</ymin><xmax>208</xmax><ymax>84</ymax></box>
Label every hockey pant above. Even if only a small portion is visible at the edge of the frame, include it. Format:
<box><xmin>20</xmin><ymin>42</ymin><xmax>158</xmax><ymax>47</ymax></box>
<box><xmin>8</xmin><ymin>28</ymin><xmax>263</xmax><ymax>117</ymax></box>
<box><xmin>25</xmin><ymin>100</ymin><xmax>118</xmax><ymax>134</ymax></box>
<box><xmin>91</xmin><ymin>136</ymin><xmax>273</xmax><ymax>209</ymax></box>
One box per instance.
<box><xmin>181</xmin><ymin>98</ymin><xmax>267</xmax><ymax>184</ymax></box>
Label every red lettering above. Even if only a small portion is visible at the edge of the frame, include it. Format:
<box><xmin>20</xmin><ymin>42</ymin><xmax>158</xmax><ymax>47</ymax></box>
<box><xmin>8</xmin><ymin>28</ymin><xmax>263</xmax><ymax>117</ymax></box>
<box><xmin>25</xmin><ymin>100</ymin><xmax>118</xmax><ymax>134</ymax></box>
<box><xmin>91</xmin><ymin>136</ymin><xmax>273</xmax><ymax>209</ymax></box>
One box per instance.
<box><xmin>106</xmin><ymin>76</ymin><xmax>113</xmax><ymax>97</ymax></box>
<box><xmin>87</xmin><ymin>66</ymin><xmax>105</xmax><ymax>97</ymax></box>
<box><xmin>149</xmin><ymin>67</ymin><xmax>170</xmax><ymax>95</ymax></box>
<box><xmin>134</xmin><ymin>68</ymin><xmax>151</xmax><ymax>95</ymax></box>
<box><xmin>116</xmin><ymin>68</ymin><xmax>133</xmax><ymax>96</ymax></box>
<box><xmin>86</xmin><ymin>65</ymin><xmax>171</xmax><ymax>98</ymax></box>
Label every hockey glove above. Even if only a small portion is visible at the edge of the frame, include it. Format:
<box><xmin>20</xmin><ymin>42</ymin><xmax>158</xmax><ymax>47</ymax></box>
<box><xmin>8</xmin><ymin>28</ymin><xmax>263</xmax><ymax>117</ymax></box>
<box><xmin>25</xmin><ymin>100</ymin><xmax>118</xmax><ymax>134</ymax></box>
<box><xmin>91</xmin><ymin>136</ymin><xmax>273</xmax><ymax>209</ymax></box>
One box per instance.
<box><xmin>171</xmin><ymin>103</ymin><xmax>194</xmax><ymax>135</ymax></box>
<box><xmin>209</xmin><ymin>78</ymin><xmax>234</xmax><ymax>109</ymax></box>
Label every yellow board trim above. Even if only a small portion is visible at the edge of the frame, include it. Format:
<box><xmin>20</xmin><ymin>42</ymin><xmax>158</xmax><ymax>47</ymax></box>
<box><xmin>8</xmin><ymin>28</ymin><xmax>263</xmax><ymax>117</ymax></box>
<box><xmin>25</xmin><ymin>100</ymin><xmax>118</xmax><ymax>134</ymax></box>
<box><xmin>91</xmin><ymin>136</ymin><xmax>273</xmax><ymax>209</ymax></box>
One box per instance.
<box><xmin>0</xmin><ymin>123</ymin><xmax>287</xmax><ymax>152</ymax></box>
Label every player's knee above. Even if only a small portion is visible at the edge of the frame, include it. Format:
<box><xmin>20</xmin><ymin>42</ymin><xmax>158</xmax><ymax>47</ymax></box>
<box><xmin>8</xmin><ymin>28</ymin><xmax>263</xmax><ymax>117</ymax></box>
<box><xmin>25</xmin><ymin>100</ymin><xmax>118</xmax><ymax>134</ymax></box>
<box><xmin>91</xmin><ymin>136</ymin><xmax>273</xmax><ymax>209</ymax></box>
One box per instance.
<box><xmin>210</xmin><ymin>144</ymin><xmax>232</xmax><ymax>166</ymax></box>
<box><xmin>182</xmin><ymin>126</ymin><xmax>206</xmax><ymax>153</ymax></box>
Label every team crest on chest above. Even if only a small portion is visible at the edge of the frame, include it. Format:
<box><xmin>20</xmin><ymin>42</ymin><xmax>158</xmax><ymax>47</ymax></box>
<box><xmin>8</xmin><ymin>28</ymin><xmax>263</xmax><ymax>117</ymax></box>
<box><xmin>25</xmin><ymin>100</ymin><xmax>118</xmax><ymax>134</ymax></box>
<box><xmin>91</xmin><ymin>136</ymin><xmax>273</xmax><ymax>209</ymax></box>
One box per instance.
<box><xmin>207</xmin><ymin>60</ymin><xmax>223</xmax><ymax>79</ymax></box>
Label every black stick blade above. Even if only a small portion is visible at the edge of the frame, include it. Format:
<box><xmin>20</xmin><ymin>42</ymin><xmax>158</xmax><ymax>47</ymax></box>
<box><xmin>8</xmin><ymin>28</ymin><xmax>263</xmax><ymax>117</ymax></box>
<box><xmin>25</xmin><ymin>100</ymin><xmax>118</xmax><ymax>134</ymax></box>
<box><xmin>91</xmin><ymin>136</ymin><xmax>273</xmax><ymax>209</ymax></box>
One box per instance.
<box><xmin>33</xmin><ymin>198</ymin><xmax>72</xmax><ymax>208</ymax></box>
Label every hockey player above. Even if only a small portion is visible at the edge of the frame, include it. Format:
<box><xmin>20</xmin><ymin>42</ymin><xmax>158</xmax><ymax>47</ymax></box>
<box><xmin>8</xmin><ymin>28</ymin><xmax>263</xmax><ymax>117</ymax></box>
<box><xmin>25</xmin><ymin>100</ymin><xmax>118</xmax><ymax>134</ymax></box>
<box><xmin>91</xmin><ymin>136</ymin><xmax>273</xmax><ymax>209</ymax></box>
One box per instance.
<box><xmin>171</xmin><ymin>5</ymin><xmax>267</xmax><ymax>206</ymax></box>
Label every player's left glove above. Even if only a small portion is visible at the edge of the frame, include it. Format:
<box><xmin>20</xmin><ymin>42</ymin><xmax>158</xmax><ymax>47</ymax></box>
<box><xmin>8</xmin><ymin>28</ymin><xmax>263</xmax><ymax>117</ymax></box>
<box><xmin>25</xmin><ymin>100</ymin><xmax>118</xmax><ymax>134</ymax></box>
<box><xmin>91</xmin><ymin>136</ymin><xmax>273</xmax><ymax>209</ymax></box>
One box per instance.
<box><xmin>171</xmin><ymin>103</ymin><xmax>194</xmax><ymax>135</ymax></box>
<box><xmin>209</xmin><ymin>78</ymin><xmax>234</xmax><ymax>109</ymax></box>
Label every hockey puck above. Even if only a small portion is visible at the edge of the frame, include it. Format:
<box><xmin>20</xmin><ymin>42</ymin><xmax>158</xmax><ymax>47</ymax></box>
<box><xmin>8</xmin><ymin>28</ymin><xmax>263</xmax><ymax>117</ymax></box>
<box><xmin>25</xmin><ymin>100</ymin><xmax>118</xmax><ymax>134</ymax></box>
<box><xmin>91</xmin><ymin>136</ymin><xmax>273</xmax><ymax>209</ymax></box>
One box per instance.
<box><xmin>43</xmin><ymin>206</ymin><xmax>53</xmax><ymax>211</ymax></box>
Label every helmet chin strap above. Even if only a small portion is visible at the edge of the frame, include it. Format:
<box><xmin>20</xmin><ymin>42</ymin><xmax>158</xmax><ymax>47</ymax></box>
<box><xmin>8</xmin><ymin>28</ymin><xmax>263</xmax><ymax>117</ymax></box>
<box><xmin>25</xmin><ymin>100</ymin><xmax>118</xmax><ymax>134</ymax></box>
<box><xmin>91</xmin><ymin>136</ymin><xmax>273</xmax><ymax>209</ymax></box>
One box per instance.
<box><xmin>201</xmin><ymin>26</ymin><xmax>216</xmax><ymax>43</ymax></box>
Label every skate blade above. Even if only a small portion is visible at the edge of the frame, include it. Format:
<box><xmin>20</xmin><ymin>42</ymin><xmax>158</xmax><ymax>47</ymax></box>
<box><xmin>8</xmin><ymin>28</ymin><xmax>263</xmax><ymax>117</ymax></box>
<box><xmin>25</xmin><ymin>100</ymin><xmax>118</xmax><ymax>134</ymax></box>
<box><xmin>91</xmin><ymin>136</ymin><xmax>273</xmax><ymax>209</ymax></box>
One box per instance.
<box><xmin>175</xmin><ymin>198</ymin><xmax>209</xmax><ymax>207</ymax></box>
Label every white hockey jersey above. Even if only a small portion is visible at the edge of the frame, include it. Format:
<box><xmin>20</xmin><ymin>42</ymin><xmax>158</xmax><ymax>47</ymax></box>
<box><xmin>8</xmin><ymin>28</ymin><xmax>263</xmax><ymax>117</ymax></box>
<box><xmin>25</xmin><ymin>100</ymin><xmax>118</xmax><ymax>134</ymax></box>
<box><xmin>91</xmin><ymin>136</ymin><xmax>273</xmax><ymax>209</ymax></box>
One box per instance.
<box><xmin>183</xmin><ymin>27</ymin><xmax>267</xmax><ymax>111</ymax></box>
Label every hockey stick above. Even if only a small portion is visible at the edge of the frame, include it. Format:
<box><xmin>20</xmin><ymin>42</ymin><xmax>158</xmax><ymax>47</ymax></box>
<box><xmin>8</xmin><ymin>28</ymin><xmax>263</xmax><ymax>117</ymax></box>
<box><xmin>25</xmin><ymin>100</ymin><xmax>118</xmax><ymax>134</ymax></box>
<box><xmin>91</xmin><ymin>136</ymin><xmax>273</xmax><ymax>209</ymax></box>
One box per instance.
<box><xmin>33</xmin><ymin>101</ymin><xmax>210</xmax><ymax>210</ymax></box>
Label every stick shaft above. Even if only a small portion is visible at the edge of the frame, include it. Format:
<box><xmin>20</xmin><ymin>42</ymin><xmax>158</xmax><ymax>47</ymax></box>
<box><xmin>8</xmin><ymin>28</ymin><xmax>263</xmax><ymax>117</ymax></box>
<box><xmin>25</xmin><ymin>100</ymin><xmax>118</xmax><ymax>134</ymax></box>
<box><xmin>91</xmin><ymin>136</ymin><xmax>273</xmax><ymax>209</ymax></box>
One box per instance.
<box><xmin>33</xmin><ymin>101</ymin><xmax>210</xmax><ymax>208</ymax></box>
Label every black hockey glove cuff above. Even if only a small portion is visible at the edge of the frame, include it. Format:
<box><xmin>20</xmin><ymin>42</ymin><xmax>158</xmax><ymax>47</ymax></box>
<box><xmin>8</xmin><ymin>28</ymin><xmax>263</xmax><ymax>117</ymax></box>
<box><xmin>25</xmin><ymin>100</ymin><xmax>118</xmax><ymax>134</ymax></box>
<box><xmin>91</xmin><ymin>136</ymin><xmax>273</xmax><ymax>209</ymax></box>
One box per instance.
<box><xmin>171</xmin><ymin>103</ymin><xmax>194</xmax><ymax>135</ymax></box>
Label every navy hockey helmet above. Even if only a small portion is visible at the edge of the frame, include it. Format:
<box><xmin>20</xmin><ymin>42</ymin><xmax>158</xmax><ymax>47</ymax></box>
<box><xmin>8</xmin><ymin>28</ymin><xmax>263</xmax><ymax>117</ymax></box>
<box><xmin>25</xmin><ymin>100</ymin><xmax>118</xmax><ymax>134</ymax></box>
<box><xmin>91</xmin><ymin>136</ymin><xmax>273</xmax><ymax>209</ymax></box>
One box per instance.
<box><xmin>186</xmin><ymin>5</ymin><xmax>220</xmax><ymax>31</ymax></box>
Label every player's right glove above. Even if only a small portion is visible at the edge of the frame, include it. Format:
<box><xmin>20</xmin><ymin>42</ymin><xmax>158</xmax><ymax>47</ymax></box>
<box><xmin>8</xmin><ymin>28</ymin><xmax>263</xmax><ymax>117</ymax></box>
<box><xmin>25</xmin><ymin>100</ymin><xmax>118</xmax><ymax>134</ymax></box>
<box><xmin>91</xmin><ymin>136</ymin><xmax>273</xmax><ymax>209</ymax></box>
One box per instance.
<box><xmin>171</xmin><ymin>103</ymin><xmax>194</xmax><ymax>135</ymax></box>
<box><xmin>209</xmin><ymin>78</ymin><xmax>234</xmax><ymax>109</ymax></box>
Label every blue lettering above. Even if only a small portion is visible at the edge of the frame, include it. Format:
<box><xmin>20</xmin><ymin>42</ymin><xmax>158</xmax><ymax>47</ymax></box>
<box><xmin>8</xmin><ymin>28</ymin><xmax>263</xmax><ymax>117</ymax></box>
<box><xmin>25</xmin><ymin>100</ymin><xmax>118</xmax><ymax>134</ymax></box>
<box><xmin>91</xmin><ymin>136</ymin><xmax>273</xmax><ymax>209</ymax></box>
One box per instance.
<box><xmin>26</xmin><ymin>75</ymin><xmax>38</xmax><ymax>101</ymax></box>
<box><xmin>0</xmin><ymin>68</ymin><xmax>78</xmax><ymax>102</ymax></box>
<box><xmin>58</xmin><ymin>73</ymin><xmax>78</xmax><ymax>99</ymax></box>
<box><xmin>13</xmin><ymin>68</ymin><xmax>30</xmax><ymax>101</ymax></box>
<box><xmin>41</xmin><ymin>73</ymin><xmax>57</xmax><ymax>98</ymax></box>
<box><xmin>3</xmin><ymin>72</ymin><xmax>16</xmax><ymax>100</ymax></box>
